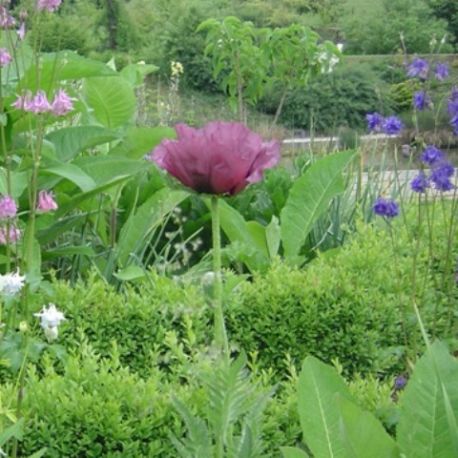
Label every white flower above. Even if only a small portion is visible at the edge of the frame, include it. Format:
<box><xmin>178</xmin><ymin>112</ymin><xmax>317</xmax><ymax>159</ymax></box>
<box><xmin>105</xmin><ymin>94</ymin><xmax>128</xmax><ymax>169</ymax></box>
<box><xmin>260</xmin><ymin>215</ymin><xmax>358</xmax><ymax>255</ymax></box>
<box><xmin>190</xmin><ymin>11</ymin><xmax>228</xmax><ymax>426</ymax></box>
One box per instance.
<box><xmin>337</xmin><ymin>43</ymin><xmax>344</xmax><ymax>52</ymax></box>
<box><xmin>34</xmin><ymin>303</ymin><xmax>66</xmax><ymax>342</ymax></box>
<box><xmin>0</xmin><ymin>270</ymin><xmax>25</xmax><ymax>296</ymax></box>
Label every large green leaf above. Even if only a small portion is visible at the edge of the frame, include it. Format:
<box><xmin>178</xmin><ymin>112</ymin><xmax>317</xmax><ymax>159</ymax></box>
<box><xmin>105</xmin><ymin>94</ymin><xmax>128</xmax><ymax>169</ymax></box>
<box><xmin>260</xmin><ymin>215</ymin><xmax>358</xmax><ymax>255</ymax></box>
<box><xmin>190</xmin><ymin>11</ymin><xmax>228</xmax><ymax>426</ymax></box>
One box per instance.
<box><xmin>109</xmin><ymin>126</ymin><xmax>176</xmax><ymax>159</ymax></box>
<box><xmin>298</xmin><ymin>356</ymin><xmax>353</xmax><ymax>458</ymax></box>
<box><xmin>216</xmin><ymin>199</ymin><xmax>270</xmax><ymax>273</ymax></box>
<box><xmin>397</xmin><ymin>341</ymin><xmax>458</xmax><ymax>458</ymax></box>
<box><xmin>46</xmin><ymin>126</ymin><xmax>118</xmax><ymax>162</ymax></box>
<box><xmin>73</xmin><ymin>156</ymin><xmax>146</xmax><ymax>186</ymax></box>
<box><xmin>117</xmin><ymin>188</ymin><xmax>189</xmax><ymax>266</ymax></box>
<box><xmin>18</xmin><ymin>52</ymin><xmax>116</xmax><ymax>92</ymax></box>
<box><xmin>281</xmin><ymin>447</ymin><xmax>310</xmax><ymax>458</ymax></box>
<box><xmin>43</xmin><ymin>163</ymin><xmax>96</xmax><ymax>192</ymax></box>
<box><xmin>0</xmin><ymin>169</ymin><xmax>28</xmax><ymax>199</ymax></box>
<box><xmin>337</xmin><ymin>395</ymin><xmax>399</xmax><ymax>458</ymax></box>
<box><xmin>120</xmin><ymin>63</ymin><xmax>158</xmax><ymax>87</ymax></box>
<box><xmin>281</xmin><ymin>151</ymin><xmax>355</xmax><ymax>263</ymax></box>
<box><xmin>83</xmin><ymin>76</ymin><xmax>136</xmax><ymax>128</ymax></box>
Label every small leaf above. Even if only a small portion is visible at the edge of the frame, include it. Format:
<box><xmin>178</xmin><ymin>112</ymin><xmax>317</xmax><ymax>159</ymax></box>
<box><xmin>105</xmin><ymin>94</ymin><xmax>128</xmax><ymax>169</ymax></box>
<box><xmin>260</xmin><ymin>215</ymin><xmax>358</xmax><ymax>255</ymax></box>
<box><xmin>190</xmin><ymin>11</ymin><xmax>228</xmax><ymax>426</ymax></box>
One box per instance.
<box><xmin>113</xmin><ymin>265</ymin><xmax>146</xmax><ymax>281</ymax></box>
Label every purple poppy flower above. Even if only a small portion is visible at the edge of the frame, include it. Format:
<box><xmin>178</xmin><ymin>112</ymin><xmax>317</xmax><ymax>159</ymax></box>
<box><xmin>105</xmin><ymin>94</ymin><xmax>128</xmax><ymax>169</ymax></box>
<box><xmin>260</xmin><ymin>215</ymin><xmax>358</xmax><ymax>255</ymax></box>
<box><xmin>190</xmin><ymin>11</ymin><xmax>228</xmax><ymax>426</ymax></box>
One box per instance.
<box><xmin>366</xmin><ymin>112</ymin><xmax>384</xmax><ymax>133</ymax></box>
<box><xmin>407</xmin><ymin>58</ymin><xmax>429</xmax><ymax>80</ymax></box>
<box><xmin>17</xmin><ymin>22</ymin><xmax>26</xmax><ymax>41</ymax></box>
<box><xmin>411</xmin><ymin>173</ymin><xmax>430</xmax><ymax>193</ymax></box>
<box><xmin>147</xmin><ymin>121</ymin><xmax>281</xmax><ymax>195</ymax></box>
<box><xmin>373</xmin><ymin>197</ymin><xmax>399</xmax><ymax>218</ymax></box>
<box><xmin>413</xmin><ymin>91</ymin><xmax>431</xmax><ymax>111</ymax></box>
<box><xmin>421</xmin><ymin>145</ymin><xmax>444</xmax><ymax>166</ymax></box>
<box><xmin>28</xmin><ymin>91</ymin><xmax>51</xmax><ymax>114</ymax></box>
<box><xmin>435</xmin><ymin>63</ymin><xmax>449</xmax><ymax>81</ymax></box>
<box><xmin>37</xmin><ymin>190</ymin><xmax>58</xmax><ymax>212</ymax></box>
<box><xmin>382</xmin><ymin>116</ymin><xmax>403</xmax><ymax>135</ymax></box>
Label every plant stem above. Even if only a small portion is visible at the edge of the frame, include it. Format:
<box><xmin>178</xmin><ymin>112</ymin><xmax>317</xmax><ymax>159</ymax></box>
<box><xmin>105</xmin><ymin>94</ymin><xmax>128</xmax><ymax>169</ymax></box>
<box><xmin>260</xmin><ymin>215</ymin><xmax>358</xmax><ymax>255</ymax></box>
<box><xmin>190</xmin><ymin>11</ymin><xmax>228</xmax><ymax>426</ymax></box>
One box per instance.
<box><xmin>211</xmin><ymin>195</ymin><xmax>229</xmax><ymax>359</ymax></box>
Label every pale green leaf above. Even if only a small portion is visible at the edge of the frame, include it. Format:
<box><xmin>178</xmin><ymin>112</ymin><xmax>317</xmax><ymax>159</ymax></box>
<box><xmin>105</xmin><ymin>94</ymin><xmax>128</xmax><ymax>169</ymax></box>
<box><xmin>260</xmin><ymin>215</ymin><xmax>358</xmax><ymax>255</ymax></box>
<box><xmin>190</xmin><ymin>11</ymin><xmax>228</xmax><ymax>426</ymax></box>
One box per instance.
<box><xmin>298</xmin><ymin>356</ymin><xmax>353</xmax><ymax>458</ymax></box>
<box><xmin>336</xmin><ymin>395</ymin><xmax>400</xmax><ymax>458</ymax></box>
<box><xmin>46</xmin><ymin>126</ymin><xmax>118</xmax><ymax>161</ymax></box>
<box><xmin>397</xmin><ymin>341</ymin><xmax>458</xmax><ymax>458</ymax></box>
<box><xmin>281</xmin><ymin>447</ymin><xmax>310</xmax><ymax>458</ymax></box>
<box><xmin>83</xmin><ymin>76</ymin><xmax>136</xmax><ymax>128</ymax></box>
<box><xmin>281</xmin><ymin>151</ymin><xmax>355</xmax><ymax>263</ymax></box>
<box><xmin>117</xmin><ymin>188</ymin><xmax>189</xmax><ymax>266</ymax></box>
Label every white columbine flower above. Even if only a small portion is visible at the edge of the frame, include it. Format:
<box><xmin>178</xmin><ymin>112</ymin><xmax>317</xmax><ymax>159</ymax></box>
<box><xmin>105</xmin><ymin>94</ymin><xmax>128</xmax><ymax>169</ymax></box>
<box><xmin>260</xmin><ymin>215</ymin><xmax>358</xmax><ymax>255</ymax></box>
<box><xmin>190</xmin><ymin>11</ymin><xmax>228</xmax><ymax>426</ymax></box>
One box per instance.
<box><xmin>0</xmin><ymin>270</ymin><xmax>25</xmax><ymax>296</ymax></box>
<box><xmin>34</xmin><ymin>303</ymin><xmax>66</xmax><ymax>342</ymax></box>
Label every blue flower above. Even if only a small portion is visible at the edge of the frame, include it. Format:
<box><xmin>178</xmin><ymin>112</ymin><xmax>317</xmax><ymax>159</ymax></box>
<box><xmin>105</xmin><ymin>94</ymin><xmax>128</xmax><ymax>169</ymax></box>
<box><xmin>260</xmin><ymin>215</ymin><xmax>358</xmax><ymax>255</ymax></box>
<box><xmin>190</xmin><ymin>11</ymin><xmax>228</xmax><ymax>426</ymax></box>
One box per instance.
<box><xmin>383</xmin><ymin>116</ymin><xmax>403</xmax><ymax>135</ymax></box>
<box><xmin>413</xmin><ymin>91</ymin><xmax>430</xmax><ymax>111</ymax></box>
<box><xmin>430</xmin><ymin>161</ymin><xmax>455</xmax><ymax>192</ymax></box>
<box><xmin>394</xmin><ymin>375</ymin><xmax>407</xmax><ymax>391</ymax></box>
<box><xmin>421</xmin><ymin>145</ymin><xmax>444</xmax><ymax>166</ymax></box>
<box><xmin>435</xmin><ymin>63</ymin><xmax>449</xmax><ymax>81</ymax></box>
<box><xmin>411</xmin><ymin>172</ymin><xmax>430</xmax><ymax>193</ymax></box>
<box><xmin>407</xmin><ymin>58</ymin><xmax>429</xmax><ymax>80</ymax></box>
<box><xmin>366</xmin><ymin>112</ymin><xmax>383</xmax><ymax>132</ymax></box>
<box><xmin>373</xmin><ymin>197</ymin><xmax>399</xmax><ymax>218</ymax></box>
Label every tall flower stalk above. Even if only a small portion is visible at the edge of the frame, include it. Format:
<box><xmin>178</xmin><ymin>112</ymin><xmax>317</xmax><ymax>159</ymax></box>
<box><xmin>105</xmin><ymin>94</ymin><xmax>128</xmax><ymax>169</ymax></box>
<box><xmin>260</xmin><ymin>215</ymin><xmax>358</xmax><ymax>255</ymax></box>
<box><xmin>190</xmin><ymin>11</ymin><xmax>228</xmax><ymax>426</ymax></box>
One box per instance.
<box><xmin>210</xmin><ymin>196</ymin><xmax>229</xmax><ymax>356</ymax></box>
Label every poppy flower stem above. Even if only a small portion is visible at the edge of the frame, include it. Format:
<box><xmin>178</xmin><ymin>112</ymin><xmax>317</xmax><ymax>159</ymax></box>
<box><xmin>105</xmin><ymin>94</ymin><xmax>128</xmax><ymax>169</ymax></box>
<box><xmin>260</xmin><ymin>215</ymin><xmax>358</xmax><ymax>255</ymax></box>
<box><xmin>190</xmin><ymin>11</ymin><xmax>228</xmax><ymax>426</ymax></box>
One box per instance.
<box><xmin>211</xmin><ymin>195</ymin><xmax>229</xmax><ymax>359</ymax></box>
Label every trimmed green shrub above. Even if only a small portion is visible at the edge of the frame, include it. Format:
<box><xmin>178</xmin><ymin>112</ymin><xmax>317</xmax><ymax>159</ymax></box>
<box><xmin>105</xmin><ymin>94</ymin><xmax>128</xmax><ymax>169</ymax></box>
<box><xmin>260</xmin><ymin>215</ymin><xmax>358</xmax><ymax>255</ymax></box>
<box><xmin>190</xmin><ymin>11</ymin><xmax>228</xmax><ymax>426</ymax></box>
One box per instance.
<box><xmin>226</xmin><ymin>222</ymin><xmax>454</xmax><ymax>378</ymax></box>
<box><xmin>29</xmin><ymin>273</ymin><xmax>211</xmax><ymax>379</ymax></box>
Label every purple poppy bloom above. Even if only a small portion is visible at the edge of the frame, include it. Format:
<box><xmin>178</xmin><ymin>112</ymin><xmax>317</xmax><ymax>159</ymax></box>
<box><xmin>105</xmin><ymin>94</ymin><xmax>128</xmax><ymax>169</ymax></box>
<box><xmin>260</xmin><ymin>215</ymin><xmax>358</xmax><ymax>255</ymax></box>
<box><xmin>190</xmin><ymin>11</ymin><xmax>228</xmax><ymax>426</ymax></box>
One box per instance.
<box><xmin>373</xmin><ymin>197</ymin><xmax>399</xmax><ymax>218</ymax></box>
<box><xmin>382</xmin><ymin>116</ymin><xmax>403</xmax><ymax>135</ymax></box>
<box><xmin>413</xmin><ymin>91</ymin><xmax>431</xmax><ymax>111</ymax></box>
<box><xmin>431</xmin><ymin>161</ymin><xmax>455</xmax><ymax>192</ymax></box>
<box><xmin>0</xmin><ymin>196</ymin><xmax>17</xmax><ymax>219</ymax></box>
<box><xmin>421</xmin><ymin>145</ymin><xmax>444</xmax><ymax>166</ymax></box>
<box><xmin>147</xmin><ymin>121</ymin><xmax>281</xmax><ymax>195</ymax></box>
<box><xmin>435</xmin><ymin>62</ymin><xmax>449</xmax><ymax>81</ymax></box>
<box><xmin>366</xmin><ymin>112</ymin><xmax>384</xmax><ymax>133</ymax></box>
<box><xmin>407</xmin><ymin>58</ymin><xmax>429</xmax><ymax>80</ymax></box>
<box><xmin>394</xmin><ymin>375</ymin><xmax>407</xmax><ymax>391</ymax></box>
<box><xmin>411</xmin><ymin>173</ymin><xmax>430</xmax><ymax>193</ymax></box>
<box><xmin>51</xmin><ymin>89</ymin><xmax>73</xmax><ymax>116</ymax></box>
<box><xmin>37</xmin><ymin>0</ymin><xmax>62</xmax><ymax>12</ymax></box>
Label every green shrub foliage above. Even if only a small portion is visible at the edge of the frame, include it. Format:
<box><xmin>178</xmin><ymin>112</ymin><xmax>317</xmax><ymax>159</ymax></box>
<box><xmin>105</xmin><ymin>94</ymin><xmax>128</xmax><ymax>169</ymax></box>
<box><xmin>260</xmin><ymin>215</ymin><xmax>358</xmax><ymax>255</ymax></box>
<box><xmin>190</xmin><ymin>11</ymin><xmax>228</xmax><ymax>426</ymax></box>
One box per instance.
<box><xmin>262</xmin><ymin>68</ymin><xmax>382</xmax><ymax>132</ymax></box>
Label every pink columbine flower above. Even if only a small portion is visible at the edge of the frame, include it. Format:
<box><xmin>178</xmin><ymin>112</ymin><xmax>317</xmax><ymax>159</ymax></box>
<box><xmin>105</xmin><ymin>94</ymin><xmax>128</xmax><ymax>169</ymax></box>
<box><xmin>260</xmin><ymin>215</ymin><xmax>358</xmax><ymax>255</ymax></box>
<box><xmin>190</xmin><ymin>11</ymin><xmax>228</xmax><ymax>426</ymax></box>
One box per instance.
<box><xmin>28</xmin><ymin>90</ymin><xmax>51</xmax><ymax>114</ymax></box>
<box><xmin>37</xmin><ymin>0</ymin><xmax>62</xmax><ymax>12</ymax></box>
<box><xmin>51</xmin><ymin>89</ymin><xmax>73</xmax><ymax>116</ymax></box>
<box><xmin>37</xmin><ymin>190</ymin><xmax>58</xmax><ymax>212</ymax></box>
<box><xmin>11</xmin><ymin>92</ymin><xmax>32</xmax><ymax>111</ymax></box>
<box><xmin>0</xmin><ymin>196</ymin><xmax>17</xmax><ymax>219</ymax></box>
<box><xmin>147</xmin><ymin>121</ymin><xmax>281</xmax><ymax>195</ymax></box>
<box><xmin>0</xmin><ymin>6</ymin><xmax>15</xmax><ymax>29</ymax></box>
<box><xmin>17</xmin><ymin>22</ymin><xmax>26</xmax><ymax>41</ymax></box>
<box><xmin>0</xmin><ymin>226</ymin><xmax>21</xmax><ymax>245</ymax></box>
<box><xmin>0</xmin><ymin>48</ymin><xmax>11</xmax><ymax>67</ymax></box>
